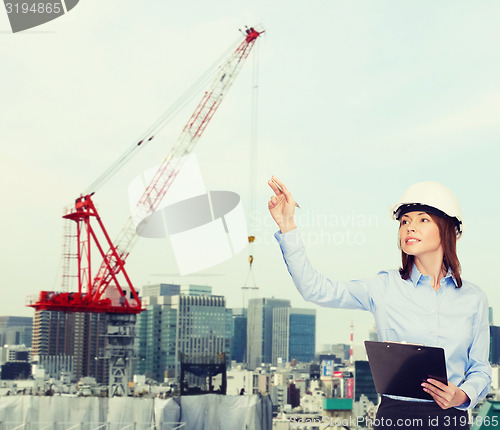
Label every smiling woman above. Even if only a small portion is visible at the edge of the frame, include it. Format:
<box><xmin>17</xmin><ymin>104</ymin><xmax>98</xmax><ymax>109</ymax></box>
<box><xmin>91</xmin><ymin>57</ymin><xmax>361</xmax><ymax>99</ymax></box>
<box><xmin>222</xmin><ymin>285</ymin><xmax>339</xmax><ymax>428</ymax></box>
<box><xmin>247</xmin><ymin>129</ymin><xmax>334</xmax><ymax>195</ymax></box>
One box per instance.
<box><xmin>392</xmin><ymin>182</ymin><xmax>464</xmax><ymax>290</ymax></box>
<box><xmin>399</xmin><ymin>212</ymin><xmax>443</xmax><ymax>260</ymax></box>
<box><xmin>398</xmin><ymin>212</ymin><xmax>462</xmax><ymax>290</ymax></box>
<box><xmin>268</xmin><ymin>177</ymin><xmax>491</xmax><ymax>430</ymax></box>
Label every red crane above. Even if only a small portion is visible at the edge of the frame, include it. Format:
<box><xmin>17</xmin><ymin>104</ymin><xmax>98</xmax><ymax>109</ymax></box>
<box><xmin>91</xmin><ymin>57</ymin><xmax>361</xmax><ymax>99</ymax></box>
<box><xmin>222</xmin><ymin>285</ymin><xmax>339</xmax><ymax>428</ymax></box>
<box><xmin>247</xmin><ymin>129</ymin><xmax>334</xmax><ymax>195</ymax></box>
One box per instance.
<box><xmin>28</xmin><ymin>27</ymin><xmax>263</xmax><ymax>315</ymax></box>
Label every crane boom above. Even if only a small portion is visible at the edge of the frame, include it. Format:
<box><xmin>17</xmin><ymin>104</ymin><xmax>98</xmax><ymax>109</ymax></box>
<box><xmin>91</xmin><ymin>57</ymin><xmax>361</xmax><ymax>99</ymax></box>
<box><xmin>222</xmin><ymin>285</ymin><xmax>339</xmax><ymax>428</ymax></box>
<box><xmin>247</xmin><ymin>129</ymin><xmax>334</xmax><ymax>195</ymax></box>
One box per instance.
<box><xmin>28</xmin><ymin>27</ymin><xmax>263</xmax><ymax>314</ymax></box>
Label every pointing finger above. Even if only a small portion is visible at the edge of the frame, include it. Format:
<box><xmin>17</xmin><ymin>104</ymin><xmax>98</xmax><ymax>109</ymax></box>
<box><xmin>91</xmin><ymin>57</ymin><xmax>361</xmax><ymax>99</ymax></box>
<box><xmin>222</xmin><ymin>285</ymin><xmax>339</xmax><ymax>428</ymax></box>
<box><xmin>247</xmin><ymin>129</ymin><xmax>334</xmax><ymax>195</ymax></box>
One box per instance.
<box><xmin>271</xmin><ymin>176</ymin><xmax>287</xmax><ymax>191</ymax></box>
<box><xmin>268</xmin><ymin>179</ymin><xmax>282</xmax><ymax>196</ymax></box>
<box><xmin>271</xmin><ymin>176</ymin><xmax>294</xmax><ymax>203</ymax></box>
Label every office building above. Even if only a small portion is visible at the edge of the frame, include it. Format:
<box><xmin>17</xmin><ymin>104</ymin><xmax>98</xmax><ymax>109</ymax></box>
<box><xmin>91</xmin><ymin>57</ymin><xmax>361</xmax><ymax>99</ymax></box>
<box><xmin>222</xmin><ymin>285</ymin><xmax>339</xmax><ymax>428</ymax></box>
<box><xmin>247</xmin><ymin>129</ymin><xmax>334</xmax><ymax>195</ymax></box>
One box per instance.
<box><xmin>489</xmin><ymin>307</ymin><xmax>499</xmax><ymax>365</ymax></box>
<box><xmin>0</xmin><ymin>316</ymin><xmax>33</xmax><ymax>347</ymax></box>
<box><xmin>272</xmin><ymin>308</ymin><xmax>316</xmax><ymax>365</ymax></box>
<box><xmin>225</xmin><ymin>308</ymin><xmax>234</xmax><ymax>363</ymax></box>
<box><xmin>0</xmin><ymin>344</ymin><xmax>31</xmax><ymax>366</ymax></box>
<box><xmin>490</xmin><ymin>325</ymin><xmax>500</xmax><ymax>365</ymax></box>
<box><xmin>180</xmin><ymin>285</ymin><xmax>212</xmax><ymax>296</ymax></box>
<box><xmin>135</xmin><ymin>284</ymin><xmax>232</xmax><ymax>382</ymax></box>
<box><xmin>320</xmin><ymin>344</ymin><xmax>350</xmax><ymax>364</ymax></box>
<box><xmin>135</xmin><ymin>297</ymin><xmax>177</xmax><ymax>381</ymax></box>
<box><xmin>172</xmin><ymin>293</ymin><xmax>230</xmax><ymax>376</ymax></box>
<box><xmin>31</xmin><ymin>310</ymin><xmax>107</xmax><ymax>383</ymax></box>
<box><xmin>231</xmin><ymin>308</ymin><xmax>247</xmax><ymax>363</ymax></box>
<box><xmin>354</xmin><ymin>360</ymin><xmax>378</xmax><ymax>404</ymax></box>
<box><xmin>142</xmin><ymin>283</ymin><xmax>180</xmax><ymax>298</ymax></box>
<box><xmin>246</xmin><ymin>298</ymin><xmax>290</xmax><ymax>369</ymax></box>
<box><xmin>135</xmin><ymin>283</ymin><xmax>182</xmax><ymax>380</ymax></box>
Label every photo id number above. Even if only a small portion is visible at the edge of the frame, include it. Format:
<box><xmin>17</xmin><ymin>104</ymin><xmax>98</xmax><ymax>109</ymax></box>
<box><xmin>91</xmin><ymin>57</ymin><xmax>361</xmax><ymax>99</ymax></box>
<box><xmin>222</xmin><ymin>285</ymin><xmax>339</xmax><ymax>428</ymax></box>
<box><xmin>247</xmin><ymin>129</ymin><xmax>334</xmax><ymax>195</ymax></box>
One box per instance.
<box><xmin>5</xmin><ymin>2</ymin><xmax>62</xmax><ymax>14</ymax></box>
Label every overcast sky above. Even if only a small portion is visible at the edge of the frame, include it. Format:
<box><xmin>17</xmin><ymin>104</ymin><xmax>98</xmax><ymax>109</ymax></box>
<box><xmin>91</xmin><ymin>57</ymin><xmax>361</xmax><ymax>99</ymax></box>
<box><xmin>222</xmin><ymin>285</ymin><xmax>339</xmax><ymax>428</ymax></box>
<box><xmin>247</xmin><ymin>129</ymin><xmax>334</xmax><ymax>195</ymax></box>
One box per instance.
<box><xmin>1</xmin><ymin>0</ymin><xmax>500</xmax><ymax>347</ymax></box>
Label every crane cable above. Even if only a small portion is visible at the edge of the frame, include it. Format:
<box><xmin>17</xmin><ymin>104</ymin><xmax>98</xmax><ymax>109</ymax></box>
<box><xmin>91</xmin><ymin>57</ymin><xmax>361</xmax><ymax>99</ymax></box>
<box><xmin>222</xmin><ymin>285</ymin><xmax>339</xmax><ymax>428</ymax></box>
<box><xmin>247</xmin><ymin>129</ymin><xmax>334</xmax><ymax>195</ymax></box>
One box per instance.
<box><xmin>243</xmin><ymin>38</ymin><xmax>260</xmax><ymax>294</ymax></box>
<box><xmin>83</xmin><ymin>36</ymin><xmax>242</xmax><ymax>196</ymax></box>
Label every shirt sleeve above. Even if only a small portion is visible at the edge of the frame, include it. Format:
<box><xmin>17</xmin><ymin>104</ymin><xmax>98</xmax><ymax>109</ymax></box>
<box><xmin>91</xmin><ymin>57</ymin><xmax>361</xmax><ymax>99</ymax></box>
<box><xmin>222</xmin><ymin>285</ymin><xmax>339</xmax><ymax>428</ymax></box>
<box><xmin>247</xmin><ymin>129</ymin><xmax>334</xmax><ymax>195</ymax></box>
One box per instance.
<box><xmin>275</xmin><ymin>228</ymin><xmax>385</xmax><ymax>312</ymax></box>
<box><xmin>456</xmin><ymin>290</ymin><xmax>492</xmax><ymax>410</ymax></box>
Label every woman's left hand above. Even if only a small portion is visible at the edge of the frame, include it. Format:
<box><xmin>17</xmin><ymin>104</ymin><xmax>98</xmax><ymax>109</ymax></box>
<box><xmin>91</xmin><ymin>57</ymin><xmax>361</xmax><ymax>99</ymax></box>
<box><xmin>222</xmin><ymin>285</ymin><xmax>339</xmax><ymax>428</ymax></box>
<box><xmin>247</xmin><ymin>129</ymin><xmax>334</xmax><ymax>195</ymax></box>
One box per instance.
<box><xmin>421</xmin><ymin>379</ymin><xmax>469</xmax><ymax>409</ymax></box>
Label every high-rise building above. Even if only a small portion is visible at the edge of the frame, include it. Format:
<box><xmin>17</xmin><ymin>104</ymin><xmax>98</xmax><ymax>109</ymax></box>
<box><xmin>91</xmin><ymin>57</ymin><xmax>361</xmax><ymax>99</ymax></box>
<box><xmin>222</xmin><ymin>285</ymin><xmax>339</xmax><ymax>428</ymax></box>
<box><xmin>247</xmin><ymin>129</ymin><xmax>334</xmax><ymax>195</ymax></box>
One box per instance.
<box><xmin>225</xmin><ymin>308</ymin><xmax>234</xmax><ymax>363</ymax></box>
<box><xmin>172</xmin><ymin>293</ymin><xmax>230</xmax><ymax>377</ymax></box>
<box><xmin>490</xmin><ymin>325</ymin><xmax>500</xmax><ymax>365</ymax></box>
<box><xmin>142</xmin><ymin>283</ymin><xmax>180</xmax><ymax>298</ymax></box>
<box><xmin>231</xmin><ymin>308</ymin><xmax>247</xmax><ymax>363</ymax></box>
<box><xmin>272</xmin><ymin>308</ymin><xmax>316</xmax><ymax>365</ymax></box>
<box><xmin>31</xmin><ymin>310</ymin><xmax>107</xmax><ymax>383</ymax></box>
<box><xmin>0</xmin><ymin>316</ymin><xmax>33</xmax><ymax>347</ymax></box>
<box><xmin>135</xmin><ymin>284</ymin><xmax>232</xmax><ymax>382</ymax></box>
<box><xmin>354</xmin><ymin>360</ymin><xmax>378</xmax><ymax>405</ymax></box>
<box><xmin>246</xmin><ymin>298</ymin><xmax>290</xmax><ymax>369</ymax></box>
<box><xmin>331</xmin><ymin>344</ymin><xmax>350</xmax><ymax>363</ymax></box>
<box><xmin>135</xmin><ymin>296</ymin><xmax>177</xmax><ymax>381</ymax></box>
<box><xmin>180</xmin><ymin>285</ymin><xmax>212</xmax><ymax>296</ymax></box>
<box><xmin>135</xmin><ymin>283</ymin><xmax>181</xmax><ymax>381</ymax></box>
<box><xmin>489</xmin><ymin>307</ymin><xmax>499</xmax><ymax>365</ymax></box>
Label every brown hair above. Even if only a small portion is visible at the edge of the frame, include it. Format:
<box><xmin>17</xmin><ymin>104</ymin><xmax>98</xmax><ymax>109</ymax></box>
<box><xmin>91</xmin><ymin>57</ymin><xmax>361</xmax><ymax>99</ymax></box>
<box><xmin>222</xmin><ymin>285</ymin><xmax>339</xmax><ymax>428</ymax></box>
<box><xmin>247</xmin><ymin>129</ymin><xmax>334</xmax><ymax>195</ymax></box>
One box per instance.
<box><xmin>399</xmin><ymin>213</ymin><xmax>462</xmax><ymax>288</ymax></box>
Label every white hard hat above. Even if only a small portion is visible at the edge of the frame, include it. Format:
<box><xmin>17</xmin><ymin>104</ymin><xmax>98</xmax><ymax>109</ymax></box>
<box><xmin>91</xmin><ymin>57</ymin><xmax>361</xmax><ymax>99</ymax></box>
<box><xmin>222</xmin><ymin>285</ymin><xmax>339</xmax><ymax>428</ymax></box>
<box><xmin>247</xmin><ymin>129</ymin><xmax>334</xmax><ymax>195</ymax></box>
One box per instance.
<box><xmin>390</xmin><ymin>181</ymin><xmax>463</xmax><ymax>237</ymax></box>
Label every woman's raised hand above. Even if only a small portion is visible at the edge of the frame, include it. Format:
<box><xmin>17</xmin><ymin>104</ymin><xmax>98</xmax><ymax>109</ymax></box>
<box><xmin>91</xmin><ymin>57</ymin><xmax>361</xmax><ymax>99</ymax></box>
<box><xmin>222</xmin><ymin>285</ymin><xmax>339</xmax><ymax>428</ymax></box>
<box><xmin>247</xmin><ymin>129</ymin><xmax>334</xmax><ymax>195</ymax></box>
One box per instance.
<box><xmin>267</xmin><ymin>176</ymin><xmax>297</xmax><ymax>233</ymax></box>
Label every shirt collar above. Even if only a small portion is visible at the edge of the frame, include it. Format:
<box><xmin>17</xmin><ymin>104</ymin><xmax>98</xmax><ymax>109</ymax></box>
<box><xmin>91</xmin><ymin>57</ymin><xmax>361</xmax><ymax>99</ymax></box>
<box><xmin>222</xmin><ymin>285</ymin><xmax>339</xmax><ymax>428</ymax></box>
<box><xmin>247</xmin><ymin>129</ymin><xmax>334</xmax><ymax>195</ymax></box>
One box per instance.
<box><xmin>409</xmin><ymin>264</ymin><xmax>458</xmax><ymax>288</ymax></box>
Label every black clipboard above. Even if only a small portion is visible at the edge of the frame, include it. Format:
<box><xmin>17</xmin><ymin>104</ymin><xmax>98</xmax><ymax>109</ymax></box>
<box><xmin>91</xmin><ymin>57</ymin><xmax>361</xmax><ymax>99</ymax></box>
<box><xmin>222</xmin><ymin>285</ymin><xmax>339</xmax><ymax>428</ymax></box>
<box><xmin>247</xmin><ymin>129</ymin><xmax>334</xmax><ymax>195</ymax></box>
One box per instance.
<box><xmin>364</xmin><ymin>340</ymin><xmax>448</xmax><ymax>400</ymax></box>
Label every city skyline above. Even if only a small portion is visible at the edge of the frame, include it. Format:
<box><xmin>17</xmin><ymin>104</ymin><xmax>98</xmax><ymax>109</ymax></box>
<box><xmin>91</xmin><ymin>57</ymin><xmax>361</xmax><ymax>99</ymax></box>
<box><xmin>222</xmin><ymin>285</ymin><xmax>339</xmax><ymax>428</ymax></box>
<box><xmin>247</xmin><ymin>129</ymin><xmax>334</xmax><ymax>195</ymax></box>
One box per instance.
<box><xmin>2</xmin><ymin>1</ymin><xmax>500</xmax><ymax>347</ymax></box>
<box><xmin>4</xmin><ymin>299</ymin><xmax>500</xmax><ymax>354</ymax></box>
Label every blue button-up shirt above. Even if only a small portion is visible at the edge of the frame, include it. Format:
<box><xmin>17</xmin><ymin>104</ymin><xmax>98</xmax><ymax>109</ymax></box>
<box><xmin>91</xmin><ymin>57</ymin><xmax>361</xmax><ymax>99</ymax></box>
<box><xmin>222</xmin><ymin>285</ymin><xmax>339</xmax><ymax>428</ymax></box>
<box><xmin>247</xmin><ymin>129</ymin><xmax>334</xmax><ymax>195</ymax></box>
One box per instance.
<box><xmin>275</xmin><ymin>228</ymin><xmax>492</xmax><ymax>410</ymax></box>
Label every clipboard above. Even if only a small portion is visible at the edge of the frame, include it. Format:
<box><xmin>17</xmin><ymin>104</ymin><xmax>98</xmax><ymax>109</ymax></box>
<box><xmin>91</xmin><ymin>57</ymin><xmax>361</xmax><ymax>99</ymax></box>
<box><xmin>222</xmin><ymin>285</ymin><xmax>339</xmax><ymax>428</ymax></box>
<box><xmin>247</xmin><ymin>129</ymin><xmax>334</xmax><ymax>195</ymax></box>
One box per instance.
<box><xmin>364</xmin><ymin>340</ymin><xmax>448</xmax><ymax>400</ymax></box>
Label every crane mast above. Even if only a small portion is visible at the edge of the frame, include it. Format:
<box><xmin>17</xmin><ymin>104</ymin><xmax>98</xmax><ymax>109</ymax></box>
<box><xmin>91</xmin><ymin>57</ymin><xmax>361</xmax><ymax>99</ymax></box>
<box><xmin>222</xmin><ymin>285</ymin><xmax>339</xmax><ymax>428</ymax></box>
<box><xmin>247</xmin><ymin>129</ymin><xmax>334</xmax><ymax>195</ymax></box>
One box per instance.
<box><xmin>28</xmin><ymin>27</ymin><xmax>262</xmax><ymax>315</ymax></box>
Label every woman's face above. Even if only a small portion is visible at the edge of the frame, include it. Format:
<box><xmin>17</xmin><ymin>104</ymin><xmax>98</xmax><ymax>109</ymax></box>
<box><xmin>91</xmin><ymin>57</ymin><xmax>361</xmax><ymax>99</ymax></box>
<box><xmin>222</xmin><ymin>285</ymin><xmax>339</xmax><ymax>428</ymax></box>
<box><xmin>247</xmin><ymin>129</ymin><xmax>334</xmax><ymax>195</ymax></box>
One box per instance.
<box><xmin>399</xmin><ymin>211</ymin><xmax>442</xmax><ymax>259</ymax></box>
